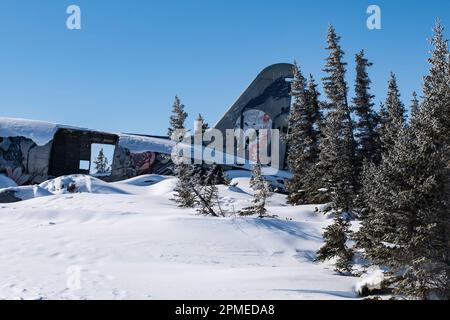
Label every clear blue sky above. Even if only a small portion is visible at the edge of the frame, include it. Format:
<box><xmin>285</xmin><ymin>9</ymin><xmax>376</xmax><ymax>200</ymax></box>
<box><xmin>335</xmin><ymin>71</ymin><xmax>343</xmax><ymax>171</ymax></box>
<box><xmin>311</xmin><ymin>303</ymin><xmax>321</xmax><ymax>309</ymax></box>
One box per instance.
<box><xmin>0</xmin><ymin>0</ymin><xmax>449</xmax><ymax>135</ymax></box>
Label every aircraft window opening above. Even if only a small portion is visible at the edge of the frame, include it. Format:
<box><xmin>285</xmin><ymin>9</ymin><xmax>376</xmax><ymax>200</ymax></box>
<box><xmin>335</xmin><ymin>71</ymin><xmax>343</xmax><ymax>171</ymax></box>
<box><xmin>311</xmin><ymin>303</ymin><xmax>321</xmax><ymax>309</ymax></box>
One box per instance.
<box><xmin>90</xmin><ymin>143</ymin><xmax>115</xmax><ymax>177</ymax></box>
<box><xmin>79</xmin><ymin>160</ymin><xmax>90</xmax><ymax>171</ymax></box>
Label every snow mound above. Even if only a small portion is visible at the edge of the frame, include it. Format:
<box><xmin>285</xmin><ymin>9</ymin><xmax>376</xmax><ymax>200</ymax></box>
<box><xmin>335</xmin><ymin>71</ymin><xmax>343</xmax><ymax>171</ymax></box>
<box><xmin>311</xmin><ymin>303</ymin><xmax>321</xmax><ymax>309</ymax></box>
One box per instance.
<box><xmin>39</xmin><ymin>175</ymin><xmax>129</xmax><ymax>195</ymax></box>
<box><xmin>0</xmin><ymin>174</ymin><xmax>359</xmax><ymax>299</ymax></box>
<box><xmin>0</xmin><ymin>185</ymin><xmax>53</xmax><ymax>202</ymax></box>
<box><xmin>111</xmin><ymin>174</ymin><xmax>173</xmax><ymax>195</ymax></box>
<box><xmin>0</xmin><ymin>175</ymin><xmax>18</xmax><ymax>189</ymax></box>
<box><xmin>146</xmin><ymin>177</ymin><xmax>177</xmax><ymax>196</ymax></box>
<box><xmin>113</xmin><ymin>174</ymin><xmax>167</xmax><ymax>187</ymax></box>
<box><xmin>355</xmin><ymin>267</ymin><xmax>386</xmax><ymax>296</ymax></box>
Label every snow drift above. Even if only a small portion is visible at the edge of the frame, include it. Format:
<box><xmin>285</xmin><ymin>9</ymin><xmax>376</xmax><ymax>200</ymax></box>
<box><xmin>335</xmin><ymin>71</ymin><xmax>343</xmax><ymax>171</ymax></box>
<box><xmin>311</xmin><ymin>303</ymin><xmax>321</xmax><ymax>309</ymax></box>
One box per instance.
<box><xmin>39</xmin><ymin>175</ymin><xmax>129</xmax><ymax>195</ymax></box>
<box><xmin>0</xmin><ymin>185</ymin><xmax>53</xmax><ymax>203</ymax></box>
<box><xmin>0</xmin><ymin>172</ymin><xmax>360</xmax><ymax>300</ymax></box>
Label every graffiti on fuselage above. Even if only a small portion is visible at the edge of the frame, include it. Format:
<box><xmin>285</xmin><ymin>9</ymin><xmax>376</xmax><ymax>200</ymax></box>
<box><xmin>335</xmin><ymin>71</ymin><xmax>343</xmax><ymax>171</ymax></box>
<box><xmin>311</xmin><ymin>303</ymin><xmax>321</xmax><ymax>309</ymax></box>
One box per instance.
<box><xmin>0</xmin><ymin>134</ymin><xmax>170</xmax><ymax>186</ymax></box>
<box><xmin>131</xmin><ymin>151</ymin><xmax>156</xmax><ymax>175</ymax></box>
<box><xmin>234</xmin><ymin>109</ymin><xmax>272</xmax><ymax>163</ymax></box>
<box><xmin>0</xmin><ymin>137</ymin><xmax>50</xmax><ymax>185</ymax></box>
<box><xmin>0</xmin><ymin>137</ymin><xmax>30</xmax><ymax>185</ymax></box>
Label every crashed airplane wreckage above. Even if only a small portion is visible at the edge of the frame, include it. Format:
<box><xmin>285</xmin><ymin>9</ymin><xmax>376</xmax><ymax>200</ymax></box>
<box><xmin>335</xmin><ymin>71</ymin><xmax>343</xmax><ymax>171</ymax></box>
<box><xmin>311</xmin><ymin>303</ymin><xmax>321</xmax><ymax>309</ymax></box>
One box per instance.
<box><xmin>0</xmin><ymin>118</ymin><xmax>175</xmax><ymax>185</ymax></box>
<box><xmin>0</xmin><ymin>64</ymin><xmax>294</xmax><ymax>190</ymax></box>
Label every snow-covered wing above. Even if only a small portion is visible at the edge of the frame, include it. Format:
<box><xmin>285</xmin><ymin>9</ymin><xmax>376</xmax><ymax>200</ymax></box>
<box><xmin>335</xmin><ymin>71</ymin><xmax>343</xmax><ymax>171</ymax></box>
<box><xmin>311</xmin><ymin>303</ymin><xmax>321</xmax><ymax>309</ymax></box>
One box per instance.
<box><xmin>118</xmin><ymin>134</ymin><xmax>175</xmax><ymax>154</ymax></box>
<box><xmin>0</xmin><ymin>118</ymin><xmax>59</xmax><ymax>146</ymax></box>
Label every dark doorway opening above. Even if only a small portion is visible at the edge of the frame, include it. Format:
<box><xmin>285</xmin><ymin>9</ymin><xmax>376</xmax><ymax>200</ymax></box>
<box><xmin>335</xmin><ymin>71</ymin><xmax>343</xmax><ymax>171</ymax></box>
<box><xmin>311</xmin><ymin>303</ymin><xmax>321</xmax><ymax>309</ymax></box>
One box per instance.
<box><xmin>49</xmin><ymin>129</ymin><xmax>118</xmax><ymax>178</ymax></box>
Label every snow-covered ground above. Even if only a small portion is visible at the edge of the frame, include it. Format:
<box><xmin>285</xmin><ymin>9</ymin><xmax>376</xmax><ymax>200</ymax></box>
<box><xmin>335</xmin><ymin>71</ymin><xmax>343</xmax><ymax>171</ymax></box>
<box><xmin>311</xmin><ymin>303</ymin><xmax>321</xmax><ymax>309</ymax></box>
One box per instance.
<box><xmin>0</xmin><ymin>174</ymin><xmax>359</xmax><ymax>300</ymax></box>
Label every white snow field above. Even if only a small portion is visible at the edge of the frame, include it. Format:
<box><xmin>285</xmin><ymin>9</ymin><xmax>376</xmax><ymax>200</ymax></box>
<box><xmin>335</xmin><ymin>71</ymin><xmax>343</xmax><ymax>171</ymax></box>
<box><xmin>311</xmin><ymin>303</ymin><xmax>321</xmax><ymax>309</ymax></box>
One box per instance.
<box><xmin>0</xmin><ymin>174</ymin><xmax>359</xmax><ymax>300</ymax></box>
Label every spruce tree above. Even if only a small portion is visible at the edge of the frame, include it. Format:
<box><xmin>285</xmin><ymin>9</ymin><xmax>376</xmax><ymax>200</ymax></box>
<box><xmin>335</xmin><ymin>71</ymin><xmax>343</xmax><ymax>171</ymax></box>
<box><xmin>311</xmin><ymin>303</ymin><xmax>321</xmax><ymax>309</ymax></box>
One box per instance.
<box><xmin>307</xmin><ymin>74</ymin><xmax>323</xmax><ymax>142</ymax></box>
<box><xmin>169</xmin><ymin>96</ymin><xmax>197</xmax><ymax>208</ymax></box>
<box><xmin>285</xmin><ymin>63</ymin><xmax>322</xmax><ymax>204</ymax></box>
<box><xmin>210</xmin><ymin>164</ymin><xmax>229</xmax><ymax>186</ymax></box>
<box><xmin>357</xmin><ymin>21</ymin><xmax>450</xmax><ymax>299</ymax></box>
<box><xmin>173</xmin><ymin>162</ymin><xmax>223</xmax><ymax>215</ymax></box>
<box><xmin>352</xmin><ymin>50</ymin><xmax>380</xmax><ymax>165</ymax></box>
<box><xmin>410</xmin><ymin>91</ymin><xmax>420</xmax><ymax>125</ymax></box>
<box><xmin>378</xmin><ymin>102</ymin><xmax>387</xmax><ymax>130</ymax></box>
<box><xmin>249</xmin><ymin>161</ymin><xmax>264</xmax><ymax>190</ymax></box>
<box><xmin>168</xmin><ymin>95</ymin><xmax>188</xmax><ymax>141</ymax></box>
<box><xmin>195</xmin><ymin>113</ymin><xmax>209</xmax><ymax>135</ymax></box>
<box><xmin>378</xmin><ymin>73</ymin><xmax>406</xmax><ymax>154</ymax></box>
<box><xmin>286</xmin><ymin>61</ymin><xmax>308</xmax><ymax>170</ymax></box>
<box><xmin>316</xmin><ymin>25</ymin><xmax>357</xmax><ymax>213</ymax></box>
<box><xmin>284</xmin><ymin>62</ymin><xmax>312</xmax><ymax>204</ymax></box>
<box><xmin>301</xmin><ymin>75</ymin><xmax>325</xmax><ymax>203</ymax></box>
<box><xmin>354</xmin><ymin>141</ymin><xmax>406</xmax><ymax>265</ymax></box>
<box><xmin>240</xmin><ymin>162</ymin><xmax>272</xmax><ymax>218</ymax></box>
<box><xmin>400</xmin><ymin>20</ymin><xmax>450</xmax><ymax>299</ymax></box>
<box><xmin>172</xmin><ymin>163</ymin><xmax>197</xmax><ymax>208</ymax></box>
<box><xmin>357</xmin><ymin>73</ymin><xmax>408</xmax><ymax>258</ymax></box>
<box><xmin>316</xmin><ymin>216</ymin><xmax>354</xmax><ymax>274</ymax></box>
<box><xmin>285</xmin><ymin>62</ymin><xmax>307</xmax><ymax>204</ymax></box>
<box><xmin>93</xmin><ymin>148</ymin><xmax>110</xmax><ymax>174</ymax></box>
<box><xmin>195</xmin><ymin>165</ymin><xmax>220</xmax><ymax>216</ymax></box>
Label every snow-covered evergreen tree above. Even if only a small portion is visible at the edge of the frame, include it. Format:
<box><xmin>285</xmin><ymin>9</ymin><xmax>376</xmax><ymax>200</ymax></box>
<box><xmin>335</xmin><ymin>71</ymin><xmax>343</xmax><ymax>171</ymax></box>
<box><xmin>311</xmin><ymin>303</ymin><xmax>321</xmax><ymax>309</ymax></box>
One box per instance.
<box><xmin>197</xmin><ymin>163</ymin><xmax>229</xmax><ymax>187</ymax></box>
<box><xmin>378</xmin><ymin>73</ymin><xmax>406</xmax><ymax>154</ymax></box>
<box><xmin>194</xmin><ymin>113</ymin><xmax>209</xmax><ymax>135</ymax></box>
<box><xmin>357</xmin><ymin>21</ymin><xmax>450</xmax><ymax>299</ymax></box>
<box><xmin>172</xmin><ymin>163</ymin><xmax>197</xmax><ymax>208</ymax></box>
<box><xmin>352</xmin><ymin>50</ymin><xmax>380</xmax><ymax>165</ymax></box>
<box><xmin>168</xmin><ymin>95</ymin><xmax>188</xmax><ymax>141</ymax></box>
<box><xmin>169</xmin><ymin>95</ymin><xmax>197</xmax><ymax>208</ymax></box>
<box><xmin>306</xmin><ymin>74</ymin><xmax>323</xmax><ymax>139</ymax></box>
<box><xmin>409</xmin><ymin>91</ymin><xmax>420</xmax><ymax>125</ymax></box>
<box><xmin>354</xmin><ymin>144</ymin><xmax>405</xmax><ymax>265</ymax></box>
<box><xmin>285</xmin><ymin>63</ymin><xmax>320</xmax><ymax>204</ymax></box>
<box><xmin>398</xmin><ymin>20</ymin><xmax>450</xmax><ymax>299</ymax></box>
<box><xmin>316</xmin><ymin>216</ymin><xmax>354</xmax><ymax>274</ymax></box>
<box><xmin>173</xmin><ymin>162</ymin><xmax>223</xmax><ymax>215</ymax></box>
<box><xmin>195</xmin><ymin>165</ymin><xmax>220</xmax><ymax>216</ymax></box>
<box><xmin>285</xmin><ymin>63</ymin><xmax>322</xmax><ymax>204</ymax></box>
<box><xmin>249</xmin><ymin>161</ymin><xmax>264</xmax><ymax>190</ymax></box>
<box><xmin>316</xmin><ymin>25</ymin><xmax>357</xmax><ymax>213</ymax></box>
<box><xmin>356</xmin><ymin>73</ymin><xmax>407</xmax><ymax>258</ymax></box>
<box><xmin>240</xmin><ymin>162</ymin><xmax>272</xmax><ymax>218</ymax></box>
<box><xmin>301</xmin><ymin>75</ymin><xmax>326</xmax><ymax>203</ymax></box>
<box><xmin>93</xmin><ymin>148</ymin><xmax>110</xmax><ymax>174</ymax></box>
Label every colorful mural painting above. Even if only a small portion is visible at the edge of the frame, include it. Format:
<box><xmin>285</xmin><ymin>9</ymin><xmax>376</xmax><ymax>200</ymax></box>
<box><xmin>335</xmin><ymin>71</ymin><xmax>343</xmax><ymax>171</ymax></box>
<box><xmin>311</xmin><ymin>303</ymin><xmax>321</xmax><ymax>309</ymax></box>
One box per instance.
<box><xmin>0</xmin><ymin>127</ymin><xmax>172</xmax><ymax>186</ymax></box>
<box><xmin>131</xmin><ymin>151</ymin><xmax>157</xmax><ymax>175</ymax></box>
<box><xmin>234</xmin><ymin>109</ymin><xmax>272</xmax><ymax>163</ymax></box>
<box><xmin>0</xmin><ymin>136</ymin><xmax>51</xmax><ymax>185</ymax></box>
<box><xmin>0</xmin><ymin>137</ymin><xmax>23</xmax><ymax>170</ymax></box>
<box><xmin>234</xmin><ymin>109</ymin><xmax>273</xmax><ymax>131</ymax></box>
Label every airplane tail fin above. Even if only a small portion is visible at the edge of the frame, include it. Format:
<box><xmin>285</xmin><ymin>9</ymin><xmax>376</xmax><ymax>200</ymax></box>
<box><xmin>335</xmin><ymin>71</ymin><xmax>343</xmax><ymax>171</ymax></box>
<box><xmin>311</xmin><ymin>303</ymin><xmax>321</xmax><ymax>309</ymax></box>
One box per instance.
<box><xmin>213</xmin><ymin>63</ymin><xmax>294</xmax><ymax>170</ymax></box>
<box><xmin>213</xmin><ymin>63</ymin><xmax>294</xmax><ymax>132</ymax></box>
